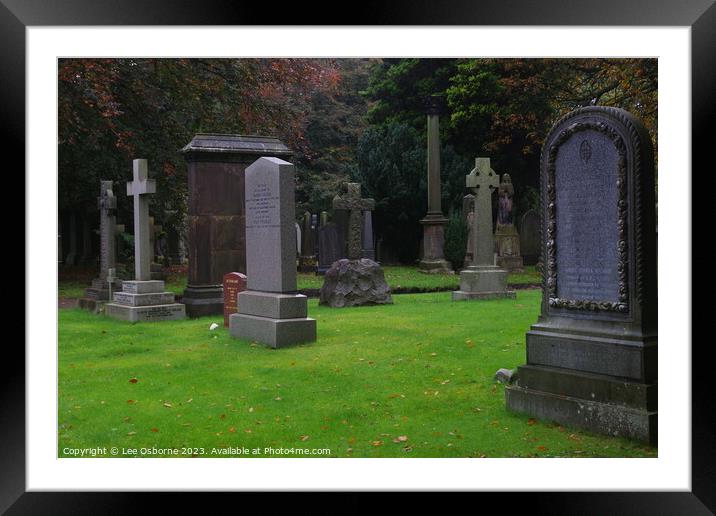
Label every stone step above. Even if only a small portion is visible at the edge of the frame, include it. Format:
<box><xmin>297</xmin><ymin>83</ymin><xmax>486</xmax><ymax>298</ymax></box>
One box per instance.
<box><xmin>113</xmin><ymin>291</ymin><xmax>176</xmax><ymax>306</ymax></box>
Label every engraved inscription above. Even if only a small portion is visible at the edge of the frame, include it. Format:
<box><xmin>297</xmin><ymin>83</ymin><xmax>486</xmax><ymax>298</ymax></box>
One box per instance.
<box><xmin>555</xmin><ymin>130</ymin><xmax>620</xmax><ymax>303</ymax></box>
<box><xmin>246</xmin><ymin>182</ymin><xmax>280</xmax><ymax>229</ymax></box>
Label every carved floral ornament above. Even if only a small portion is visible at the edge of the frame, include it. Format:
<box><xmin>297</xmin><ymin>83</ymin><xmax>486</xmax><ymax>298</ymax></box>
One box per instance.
<box><xmin>545</xmin><ymin>120</ymin><xmax>629</xmax><ymax>313</ymax></box>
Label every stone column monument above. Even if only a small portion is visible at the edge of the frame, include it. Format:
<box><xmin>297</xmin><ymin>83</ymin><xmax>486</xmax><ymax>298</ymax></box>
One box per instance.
<box><xmin>418</xmin><ymin>96</ymin><xmax>451</xmax><ymax>273</ymax></box>
<box><xmin>505</xmin><ymin>107</ymin><xmax>658</xmax><ymax>444</ymax></box>
<box><xmin>229</xmin><ymin>157</ymin><xmax>316</xmax><ymax>348</ymax></box>
<box><xmin>180</xmin><ymin>134</ymin><xmax>292</xmax><ymax>317</ymax></box>
<box><xmin>452</xmin><ymin>158</ymin><xmax>516</xmax><ymax>301</ymax></box>
<box><xmin>106</xmin><ymin>159</ymin><xmax>186</xmax><ymax>322</ymax></box>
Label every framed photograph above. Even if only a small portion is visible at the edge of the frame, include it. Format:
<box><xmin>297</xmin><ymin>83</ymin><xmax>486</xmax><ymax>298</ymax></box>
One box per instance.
<box><xmin>9</xmin><ymin>0</ymin><xmax>713</xmax><ymax>511</ymax></box>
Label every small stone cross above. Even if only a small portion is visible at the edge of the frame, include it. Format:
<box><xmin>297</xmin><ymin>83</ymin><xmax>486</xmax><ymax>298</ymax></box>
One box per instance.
<box><xmin>465</xmin><ymin>158</ymin><xmax>499</xmax><ymax>266</ymax></box>
<box><xmin>127</xmin><ymin>159</ymin><xmax>156</xmax><ymax>281</ymax></box>
<box><xmin>332</xmin><ymin>183</ymin><xmax>375</xmax><ymax>260</ymax></box>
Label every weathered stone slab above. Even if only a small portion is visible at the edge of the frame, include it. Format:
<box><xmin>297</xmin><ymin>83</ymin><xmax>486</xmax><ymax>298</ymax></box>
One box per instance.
<box><xmin>121</xmin><ymin>280</ymin><xmax>165</xmax><ymax>294</ymax></box>
<box><xmin>505</xmin><ymin>385</ymin><xmax>657</xmax><ymax>444</ymax></box>
<box><xmin>112</xmin><ymin>291</ymin><xmax>176</xmax><ymax>306</ymax></box>
<box><xmin>105</xmin><ymin>302</ymin><xmax>186</xmax><ymax>323</ymax></box>
<box><xmin>451</xmin><ymin>266</ymin><xmax>515</xmax><ymax>301</ymax></box>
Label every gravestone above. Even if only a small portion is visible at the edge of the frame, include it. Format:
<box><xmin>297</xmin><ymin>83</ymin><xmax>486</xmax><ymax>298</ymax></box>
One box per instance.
<box><xmin>229</xmin><ymin>157</ymin><xmax>316</xmax><ymax>347</ymax></box>
<box><xmin>180</xmin><ymin>134</ymin><xmax>292</xmax><ymax>317</ymax></box>
<box><xmin>332</xmin><ymin>184</ymin><xmax>375</xmax><ymax>260</ymax></box>
<box><xmin>65</xmin><ymin>213</ymin><xmax>77</xmax><ymax>265</ymax></box>
<box><xmin>298</xmin><ymin>211</ymin><xmax>317</xmax><ymax>272</ymax></box>
<box><xmin>505</xmin><ymin>107</ymin><xmax>658</xmax><ymax>444</ymax></box>
<box><xmin>106</xmin><ymin>159</ymin><xmax>186</xmax><ymax>322</ymax></box>
<box><xmin>80</xmin><ymin>180</ymin><xmax>123</xmax><ymax>311</ymax></box>
<box><xmin>494</xmin><ymin>173</ymin><xmax>524</xmax><ymax>272</ymax></box>
<box><xmin>317</xmin><ymin>221</ymin><xmax>342</xmax><ymax>275</ymax></box>
<box><xmin>295</xmin><ymin>222</ymin><xmax>302</xmax><ymax>258</ymax></box>
<box><xmin>418</xmin><ymin>96</ymin><xmax>452</xmax><ymax>273</ymax></box>
<box><xmin>223</xmin><ymin>272</ymin><xmax>247</xmax><ymax>327</ymax></box>
<box><xmin>452</xmin><ymin>158</ymin><xmax>516</xmax><ymax>301</ymax></box>
<box><xmin>520</xmin><ymin>209</ymin><xmax>540</xmax><ymax>265</ymax></box>
<box><xmin>320</xmin><ymin>183</ymin><xmax>392</xmax><ymax>308</ymax></box>
<box><xmin>361</xmin><ymin>210</ymin><xmax>375</xmax><ymax>260</ymax></box>
<box><xmin>463</xmin><ymin>194</ymin><xmax>476</xmax><ymax>267</ymax></box>
<box><xmin>148</xmin><ymin>216</ymin><xmax>165</xmax><ymax>280</ymax></box>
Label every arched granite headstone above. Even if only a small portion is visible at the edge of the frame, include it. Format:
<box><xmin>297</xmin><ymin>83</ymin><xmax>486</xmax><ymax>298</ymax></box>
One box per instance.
<box><xmin>505</xmin><ymin>107</ymin><xmax>658</xmax><ymax>444</ymax></box>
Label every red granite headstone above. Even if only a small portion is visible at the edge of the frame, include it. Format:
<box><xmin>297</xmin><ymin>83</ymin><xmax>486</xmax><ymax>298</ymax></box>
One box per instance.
<box><xmin>223</xmin><ymin>272</ymin><xmax>247</xmax><ymax>327</ymax></box>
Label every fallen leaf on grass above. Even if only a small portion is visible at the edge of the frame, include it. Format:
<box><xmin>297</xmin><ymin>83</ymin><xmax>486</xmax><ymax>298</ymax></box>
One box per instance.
<box><xmin>300</xmin><ymin>435</ymin><xmax>310</xmax><ymax>441</ymax></box>
<box><xmin>371</xmin><ymin>440</ymin><xmax>383</xmax><ymax>447</ymax></box>
<box><xmin>163</xmin><ymin>402</ymin><xmax>173</xmax><ymax>408</ymax></box>
<box><xmin>126</xmin><ymin>400</ymin><xmax>136</xmax><ymax>404</ymax></box>
<box><xmin>527</xmin><ymin>418</ymin><xmax>537</xmax><ymax>426</ymax></box>
<box><xmin>127</xmin><ymin>431</ymin><xmax>136</xmax><ymax>436</ymax></box>
<box><xmin>537</xmin><ymin>445</ymin><xmax>548</xmax><ymax>452</ymax></box>
<box><xmin>392</xmin><ymin>435</ymin><xmax>408</xmax><ymax>443</ymax></box>
<box><xmin>274</xmin><ymin>397</ymin><xmax>282</xmax><ymax>401</ymax></box>
<box><xmin>129</xmin><ymin>378</ymin><xmax>138</xmax><ymax>384</ymax></box>
<box><xmin>150</xmin><ymin>428</ymin><xmax>159</xmax><ymax>433</ymax></box>
<box><xmin>228</xmin><ymin>427</ymin><xmax>236</xmax><ymax>433</ymax></box>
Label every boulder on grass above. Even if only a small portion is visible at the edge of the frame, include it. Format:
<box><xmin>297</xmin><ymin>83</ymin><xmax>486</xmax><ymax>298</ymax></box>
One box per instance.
<box><xmin>319</xmin><ymin>258</ymin><xmax>393</xmax><ymax>308</ymax></box>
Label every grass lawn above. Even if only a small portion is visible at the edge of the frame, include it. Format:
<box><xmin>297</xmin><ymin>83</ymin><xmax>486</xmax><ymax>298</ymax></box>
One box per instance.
<box><xmin>60</xmin><ymin>265</ymin><xmax>540</xmax><ymax>299</ymax></box>
<box><xmin>58</xmin><ymin>290</ymin><xmax>655</xmax><ymax>458</ymax></box>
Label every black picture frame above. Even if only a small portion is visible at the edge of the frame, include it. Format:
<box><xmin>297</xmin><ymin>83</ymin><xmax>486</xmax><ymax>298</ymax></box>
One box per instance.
<box><xmin>8</xmin><ymin>0</ymin><xmax>713</xmax><ymax>512</ymax></box>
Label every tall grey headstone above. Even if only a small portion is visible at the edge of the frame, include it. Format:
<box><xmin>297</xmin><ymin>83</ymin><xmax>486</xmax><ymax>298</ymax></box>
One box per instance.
<box><xmin>452</xmin><ymin>158</ymin><xmax>516</xmax><ymax>301</ymax></box>
<box><xmin>106</xmin><ymin>160</ymin><xmax>185</xmax><ymax>322</ymax></box>
<box><xmin>505</xmin><ymin>107</ymin><xmax>658</xmax><ymax>444</ymax></box>
<box><xmin>519</xmin><ymin>209</ymin><xmax>540</xmax><ymax>265</ymax></box>
<box><xmin>230</xmin><ymin>157</ymin><xmax>316</xmax><ymax>348</ymax></box>
<box><xmin>362</xmin><ymin>210</ymin><xmax>375</xmax><ymax>260</ymax></box>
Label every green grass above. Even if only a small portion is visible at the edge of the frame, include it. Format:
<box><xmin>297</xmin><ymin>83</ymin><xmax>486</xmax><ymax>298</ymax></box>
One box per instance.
<box><xmin>60</xmin><ymin>266</ymin><xmax>540</xmax><ymax>298</ymax></box>
<box><xmin>58</xmin><ymin>290</ymin><xmax>655</xmax><ymax>458</ymax></box>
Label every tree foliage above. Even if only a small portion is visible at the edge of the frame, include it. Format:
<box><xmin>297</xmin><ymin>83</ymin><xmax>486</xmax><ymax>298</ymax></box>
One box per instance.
<box><xmin>59</xmin><ymin>58</ymin><xmax>341</xmax><ymax>227</ymax></box>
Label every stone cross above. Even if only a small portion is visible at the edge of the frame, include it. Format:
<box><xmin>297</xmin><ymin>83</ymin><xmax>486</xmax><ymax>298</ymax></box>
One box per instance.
<box><xmin>466</xmin><ymin>157</ymin><xmax>499</xmax><ymax>266</ymax></box>
<box><xmin>98</xmin><ymin>180</ymin><xmax>117</xmax><ymax>279</ymax></box>
<box><xmin>127</xmin><ymin>159</ymin><xmax>156</xmax><ymax>281</ymax></box>
<box><xmin>332</xmin><ymin>183</ymin><xmax>375</xmax><ymax>260</ymax></box>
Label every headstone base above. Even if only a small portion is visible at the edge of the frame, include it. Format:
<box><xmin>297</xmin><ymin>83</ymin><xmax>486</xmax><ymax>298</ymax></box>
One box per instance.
<box><xmin>506</xmin><ymin>364</ymin><xmax>657</xmax><ymax>444</ymax></box>
<box><xmin>452</xmin><ymin>265</ymin><xmax>515</xmax><ymax>301</ymax></box>
<box><xmin>418</xmin><ymin>258</ymin><xmax>454</xmax><ymax>274</ymax></box>
<box><xmin>77</xmin><ymin>298</ymin><xmax>107</xmax><ymax>313</ymax></box>
<box><xmin>182</xmin><ymin>285</ymin><xmax>224</xmax><ymax>318</ymax></box>
<box><xmin>229</xmin><ymin>313</ymin><xmax>316</xmax><ymax>348</ymax></box>
<box><xmin>229</xmin><ymin>291</ymin><xmax>315</xmax><ymax>348</ymax></box>
<box><xmin>106</xmin><ymin>279</ymin><xmax>186</xmax><ymax>322</ymax></box>
<box><xmin>106</xmin><ymin>303</ymin><xmax>186</xmax><ymax>322</ymax></box>
<box><xmin>419</xmin><ymin>216</ymin><xmax>452</xmax><ymax>274</ymax></box>
<box><xmin>496</xmin><ymin>255</ymin><xmax>524</xmax><ymax>272</ymax></box>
